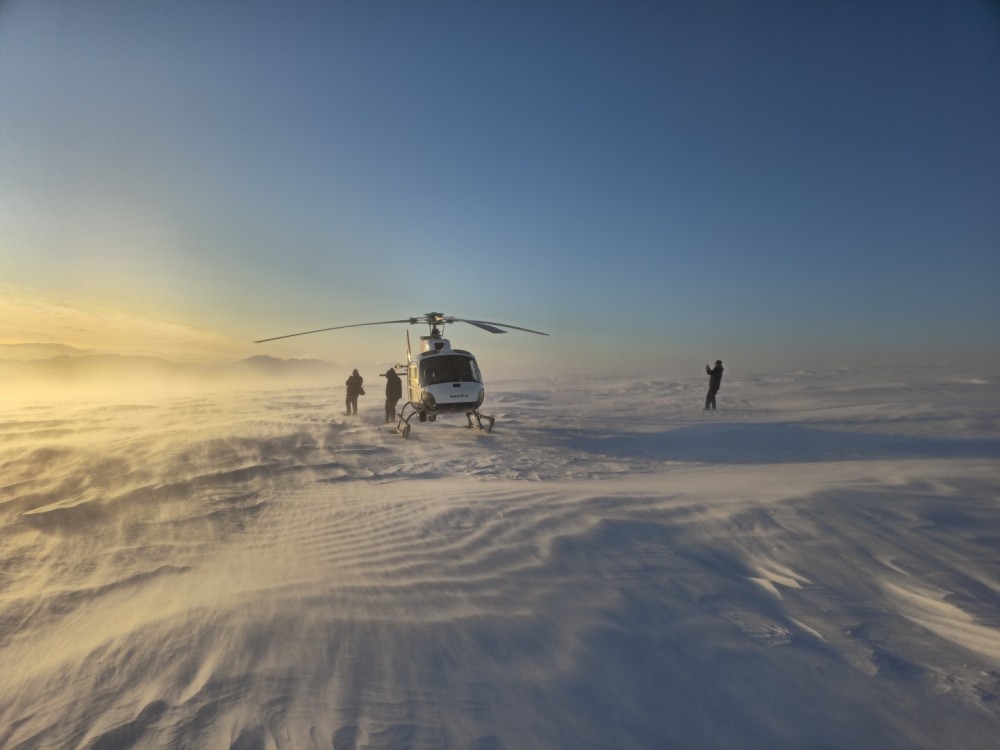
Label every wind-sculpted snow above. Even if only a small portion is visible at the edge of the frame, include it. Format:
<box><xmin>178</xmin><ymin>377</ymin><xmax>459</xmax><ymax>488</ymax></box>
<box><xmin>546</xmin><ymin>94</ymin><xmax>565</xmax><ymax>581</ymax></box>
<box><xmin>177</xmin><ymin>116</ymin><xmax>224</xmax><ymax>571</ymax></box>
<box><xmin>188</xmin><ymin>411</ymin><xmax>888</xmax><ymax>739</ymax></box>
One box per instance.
<box><xmin>1</xmin><ymin>368</ymin><xmax>999</xmax><ymax>748</ymax></box>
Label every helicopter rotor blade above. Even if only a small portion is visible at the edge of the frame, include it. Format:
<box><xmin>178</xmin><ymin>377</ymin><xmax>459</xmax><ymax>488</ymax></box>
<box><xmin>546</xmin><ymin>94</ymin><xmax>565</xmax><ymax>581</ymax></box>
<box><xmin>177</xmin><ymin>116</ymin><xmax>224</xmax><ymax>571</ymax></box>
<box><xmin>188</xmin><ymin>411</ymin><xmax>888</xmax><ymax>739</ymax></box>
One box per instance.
<box><xmin>254</xmin><ymin>319</ymin><xmax>414</xmax><ymax>343</ymax></box>
<box><xmin>453</xmin><ymin>318</ymin><xmax>549</xmax><ymax>336</ymax></box>
<box><xmin>460</xmin><ymin>320</ymin><xmax>508</xmax><ymax>334</ymax></box>
<box><xmin>255</xmin><ymin>314</ymin><xmax>548</xmax><ymax>343</ymax></box>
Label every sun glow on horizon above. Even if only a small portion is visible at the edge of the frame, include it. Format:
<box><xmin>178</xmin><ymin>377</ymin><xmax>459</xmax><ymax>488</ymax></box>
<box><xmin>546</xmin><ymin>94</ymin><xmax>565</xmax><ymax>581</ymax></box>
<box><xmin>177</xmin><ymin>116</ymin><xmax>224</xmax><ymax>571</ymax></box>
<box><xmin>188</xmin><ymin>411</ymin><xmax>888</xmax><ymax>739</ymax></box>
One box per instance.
<box><xmin>0</xmin><ymin>287</ymin><xmax>252</xmax><ymax>363</ymax></box>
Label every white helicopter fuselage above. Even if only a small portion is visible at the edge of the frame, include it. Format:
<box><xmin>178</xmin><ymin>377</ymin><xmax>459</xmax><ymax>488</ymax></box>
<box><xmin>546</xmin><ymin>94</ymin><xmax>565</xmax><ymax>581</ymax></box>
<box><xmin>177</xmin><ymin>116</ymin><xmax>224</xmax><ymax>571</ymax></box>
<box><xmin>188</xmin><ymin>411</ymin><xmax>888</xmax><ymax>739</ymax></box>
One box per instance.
<box><xmin>406</xmin><ymin>336</ymin><xmax>485</xmax><ymax>414</ymax></box>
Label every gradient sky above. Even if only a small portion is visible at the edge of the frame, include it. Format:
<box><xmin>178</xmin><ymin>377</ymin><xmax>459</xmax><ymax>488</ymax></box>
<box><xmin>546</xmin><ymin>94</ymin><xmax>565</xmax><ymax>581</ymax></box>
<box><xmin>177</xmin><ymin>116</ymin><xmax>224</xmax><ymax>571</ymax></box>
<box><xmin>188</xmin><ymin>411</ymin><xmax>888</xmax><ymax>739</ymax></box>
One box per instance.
<box><xmin>2</xmin><ymin>0</ymin><xmax>998</xmax><ymax>378</ymax></box>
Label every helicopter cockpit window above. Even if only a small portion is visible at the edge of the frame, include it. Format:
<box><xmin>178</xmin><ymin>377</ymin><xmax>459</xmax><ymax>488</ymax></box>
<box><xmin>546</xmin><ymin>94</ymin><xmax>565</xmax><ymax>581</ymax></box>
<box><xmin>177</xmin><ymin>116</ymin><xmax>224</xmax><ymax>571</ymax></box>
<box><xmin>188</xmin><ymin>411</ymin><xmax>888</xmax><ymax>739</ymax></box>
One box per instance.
<box><xmin>420</xmin><ymin>356</ymin><xmax>479</xmax><ymax>385</ymax></box>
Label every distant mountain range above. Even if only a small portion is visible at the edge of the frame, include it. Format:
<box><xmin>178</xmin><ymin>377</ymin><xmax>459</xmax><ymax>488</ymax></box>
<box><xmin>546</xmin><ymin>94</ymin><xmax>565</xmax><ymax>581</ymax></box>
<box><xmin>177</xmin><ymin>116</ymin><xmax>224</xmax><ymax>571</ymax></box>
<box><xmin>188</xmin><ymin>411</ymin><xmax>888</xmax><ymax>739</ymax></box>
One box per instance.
<box><xmin>0</xmin><ymin>344</ymin><xmax>339</xmax><ymax>383</ymax></box>
<box><xmin>0</xmin><ymin>343</ymin><xmax>101</xmax><ymax>360</ymax></box>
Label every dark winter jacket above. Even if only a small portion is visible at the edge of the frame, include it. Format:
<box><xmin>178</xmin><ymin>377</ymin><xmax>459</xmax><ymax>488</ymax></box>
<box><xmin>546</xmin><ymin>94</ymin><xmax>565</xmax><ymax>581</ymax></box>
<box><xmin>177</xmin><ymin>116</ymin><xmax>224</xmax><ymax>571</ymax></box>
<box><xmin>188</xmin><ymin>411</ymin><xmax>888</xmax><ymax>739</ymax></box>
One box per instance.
<box><xmin>385</xmin><ymin>371</ymin><xmax>402</xmax><ymax>400</ymax></box>
<box><xmin>346</xmin><ymin>371</ymin><xmax>364</xmax><ymax>397</ymax></box>
<box><xmin>706</xmin><ymin>363</ymin><xmax>724</xmax><ymax>391</ymax></box>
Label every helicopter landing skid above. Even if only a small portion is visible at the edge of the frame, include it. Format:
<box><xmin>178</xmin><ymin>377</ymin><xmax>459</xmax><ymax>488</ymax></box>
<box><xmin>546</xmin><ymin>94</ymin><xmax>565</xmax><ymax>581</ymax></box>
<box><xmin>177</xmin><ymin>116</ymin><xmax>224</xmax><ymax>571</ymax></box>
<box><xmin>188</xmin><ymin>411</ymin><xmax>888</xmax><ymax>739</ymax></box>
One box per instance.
<box><xmin>392</xmin><ymin>403</ymin><xmax>494</xmax><ymax>437</ymax></box>
<box><xmin>466</xmin><ymin>409</ymin><xmax>495</xmax><ymax>433</ymax></box>
<box><xmin>394</xmin><ymin>411</ymin><xmax>413</xmax><ymax>438</ymax></box>
<box><xmin>394</xmin><ymin>403</ymin><xmax>421</xmax><ymax>438</ymax></box>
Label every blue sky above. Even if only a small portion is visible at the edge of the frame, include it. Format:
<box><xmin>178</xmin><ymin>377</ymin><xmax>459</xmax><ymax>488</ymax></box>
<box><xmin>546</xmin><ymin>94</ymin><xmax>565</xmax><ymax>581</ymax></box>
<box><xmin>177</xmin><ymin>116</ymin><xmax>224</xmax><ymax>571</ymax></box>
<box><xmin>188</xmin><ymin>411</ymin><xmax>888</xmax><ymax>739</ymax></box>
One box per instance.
<box><xmin>1</xmin><ymin>0</ymin><xmax>998</xmax><ymax>377</ymax></box>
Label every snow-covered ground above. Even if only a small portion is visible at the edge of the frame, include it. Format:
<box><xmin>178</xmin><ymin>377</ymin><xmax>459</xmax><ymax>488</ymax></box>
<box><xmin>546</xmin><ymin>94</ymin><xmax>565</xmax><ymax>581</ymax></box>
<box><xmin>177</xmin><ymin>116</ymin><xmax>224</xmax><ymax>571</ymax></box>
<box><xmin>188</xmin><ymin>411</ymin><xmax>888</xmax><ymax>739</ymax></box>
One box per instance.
<box><xmin>2</xmin><ymin>365</ymin><xmax>999</xmax><ymax>749</ymax></box>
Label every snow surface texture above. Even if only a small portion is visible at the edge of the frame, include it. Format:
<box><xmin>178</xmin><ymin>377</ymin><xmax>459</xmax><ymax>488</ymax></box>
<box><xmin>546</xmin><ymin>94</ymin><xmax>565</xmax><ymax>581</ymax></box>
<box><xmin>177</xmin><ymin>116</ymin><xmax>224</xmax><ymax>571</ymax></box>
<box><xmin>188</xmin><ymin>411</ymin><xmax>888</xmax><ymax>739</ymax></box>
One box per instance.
<box><xmin>2</xmin><ymin>366</ymin><xmax>999</xmax><ymax>749</ymax></box>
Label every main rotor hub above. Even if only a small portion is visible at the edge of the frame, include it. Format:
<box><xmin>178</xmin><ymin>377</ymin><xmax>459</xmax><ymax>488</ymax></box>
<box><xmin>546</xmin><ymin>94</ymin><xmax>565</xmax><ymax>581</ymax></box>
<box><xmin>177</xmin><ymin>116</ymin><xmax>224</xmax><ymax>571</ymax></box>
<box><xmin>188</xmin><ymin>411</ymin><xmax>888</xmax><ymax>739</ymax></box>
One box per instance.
<box><xmin>424</xmin><ymin>312</ymin><xmax>451</xmax><ymax>338</ymax></box>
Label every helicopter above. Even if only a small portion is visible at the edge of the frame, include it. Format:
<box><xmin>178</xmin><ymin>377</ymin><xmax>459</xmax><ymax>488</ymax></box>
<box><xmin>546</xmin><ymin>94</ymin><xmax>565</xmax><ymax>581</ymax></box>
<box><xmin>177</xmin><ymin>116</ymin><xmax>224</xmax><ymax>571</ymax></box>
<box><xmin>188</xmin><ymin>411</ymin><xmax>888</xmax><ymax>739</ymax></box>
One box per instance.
<box><xmin>255</xmin><ymin>312</ymin><xmax>548</xmax><ymax>437</ymax></box>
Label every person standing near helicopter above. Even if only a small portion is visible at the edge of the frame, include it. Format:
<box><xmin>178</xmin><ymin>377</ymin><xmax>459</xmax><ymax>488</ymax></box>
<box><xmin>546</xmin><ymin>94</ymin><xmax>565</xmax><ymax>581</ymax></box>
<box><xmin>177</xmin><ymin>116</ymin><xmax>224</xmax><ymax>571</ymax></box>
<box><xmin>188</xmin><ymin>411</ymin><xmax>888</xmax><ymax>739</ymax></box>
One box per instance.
<box><xmin>345</xmin><ymin>369</ymin><xmax>364</xmax><ymax>415</ymax></box>
<box><xmin>381</xmin><ymin>367</ymin><xmax>402</xmax><ymax>423</ymax></box>
<box><xmin>705</xmin><ymin>359</ymin><xmax>724</xmax><ymax>410</ymax></box>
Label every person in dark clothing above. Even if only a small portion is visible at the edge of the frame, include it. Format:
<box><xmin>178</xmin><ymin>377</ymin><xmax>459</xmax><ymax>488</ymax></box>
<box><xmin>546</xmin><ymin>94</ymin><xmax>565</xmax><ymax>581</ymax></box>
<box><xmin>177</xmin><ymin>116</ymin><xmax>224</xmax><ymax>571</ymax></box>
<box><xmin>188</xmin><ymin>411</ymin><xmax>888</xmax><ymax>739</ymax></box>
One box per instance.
<box><xmin>705</xmin><ymin>360</ymin><xmax>724</xmax><ymax>410</ymax></box>
<box><xmin>345</xmin><ymin>369</ymin><xmax>364</xmax><ymax>415</ymax></box>
<box><xmin>381</xmin><ymin>367</ymin><xmax>403</xmax><ymax>423</ymax></box>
